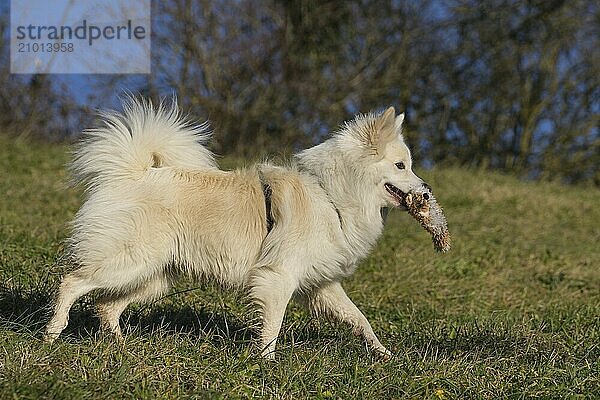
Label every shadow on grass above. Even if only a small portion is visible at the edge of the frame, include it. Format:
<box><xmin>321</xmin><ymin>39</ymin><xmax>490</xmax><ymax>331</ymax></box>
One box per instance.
<box><xmin>0</xmin><ymin>284</ymin><xmax>54</xmax><ymax>335</ymax></box>
<box><xmin>124</xmin><ymin>303</ymin><xmax>257</xmax><ymax>344</ymax></box>
<box><xmin>0</xmin><ymin>283</ymin><xmax>256</xmax><ymax>346</ymax></box>
<box><xmin>0</xmin><ymin>283</ymin><xmax>550</xmax><ymax>361</ymax></box>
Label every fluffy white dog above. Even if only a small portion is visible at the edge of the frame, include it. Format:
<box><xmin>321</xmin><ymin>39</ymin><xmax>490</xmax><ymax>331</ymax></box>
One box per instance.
<box><xmin>45</xmin><ymin>98</ymin><xmax>433</xmax><ymax>358</ymax></box>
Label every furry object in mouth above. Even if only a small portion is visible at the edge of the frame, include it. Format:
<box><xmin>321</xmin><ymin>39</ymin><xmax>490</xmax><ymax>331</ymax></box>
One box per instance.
<box><xmin>404</xmin><ymin>188</ymin><xmax>451</xmax><ymax>252</ymax></box>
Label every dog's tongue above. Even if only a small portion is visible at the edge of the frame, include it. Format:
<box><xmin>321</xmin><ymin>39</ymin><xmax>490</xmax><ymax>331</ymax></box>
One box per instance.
<box><xmin>404</xmin><ymin>188</ymin><xmax>451</xmax><ymax>252</ymax></box>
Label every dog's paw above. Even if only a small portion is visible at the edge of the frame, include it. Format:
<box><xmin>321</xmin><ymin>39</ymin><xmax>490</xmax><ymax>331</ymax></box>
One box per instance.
<box><xmin>260</xmin><ymin>349</ymin><xmax>277</xmax><ymax>361</ymax></box>
<box><xmin>42</xmin><ymin>331</ymin><xmax>59</xmax><ymax>344</ymax></box>
<box><xmin>260</xmin><ymin>341</ymin><xmax>278</xmax><ymax>360</ymax></box>
<box><xmin>374</xmin><ymin>346</ymin><xmax>393</xmax><ymax>361</ymax></box>
<box><xmin>97</xmin><ymin>329</ymin><xmax>125</xmax><ymax>344</ymax></box>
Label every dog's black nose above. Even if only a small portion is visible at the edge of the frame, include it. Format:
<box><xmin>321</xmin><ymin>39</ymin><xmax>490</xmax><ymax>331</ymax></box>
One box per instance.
<box><xmin>421</xmin><ymin>182</ymin><xmax>431</xmax><ymax>200</ymax></box>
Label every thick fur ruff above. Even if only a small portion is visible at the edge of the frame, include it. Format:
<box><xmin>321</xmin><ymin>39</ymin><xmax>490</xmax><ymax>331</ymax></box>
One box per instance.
<box><xmin>45</xmin><ymin>98</ymin><xmax>431</xmax><ymax>358</ymax></box>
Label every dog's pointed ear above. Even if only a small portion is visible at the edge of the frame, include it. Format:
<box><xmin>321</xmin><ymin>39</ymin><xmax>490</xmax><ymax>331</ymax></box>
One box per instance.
<box><xmin>378</xmin><ymin>106</ymin><xmax>396</xmax><ymax>131</ymax></box>
<box><xmin>372</xmin><ymin>106</ymin><xmax>396</xmax><ymax>152</ymax></box>
<box><xmin>395</xmin><ymin>112</ymin><xmax>405</xmax><ymax>137</ymax></box>
<box><xmin>395</xmin><ymin>112</ymin><xmax>404</xmax><ymax>128</ymax></box>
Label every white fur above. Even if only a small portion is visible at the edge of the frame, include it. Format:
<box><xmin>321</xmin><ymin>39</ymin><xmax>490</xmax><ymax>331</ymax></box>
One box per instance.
<box><xmin>45</xmin><ymin>100</ymin><xmax>426</xmax><ymax>359</ymax></box>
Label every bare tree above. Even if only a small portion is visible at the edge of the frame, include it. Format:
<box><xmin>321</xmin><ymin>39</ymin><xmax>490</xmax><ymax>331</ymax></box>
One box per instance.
<box><xmin>4</xmin><ymin>0</ymin><xmax>597</xmax><ymax>184</ymax></box>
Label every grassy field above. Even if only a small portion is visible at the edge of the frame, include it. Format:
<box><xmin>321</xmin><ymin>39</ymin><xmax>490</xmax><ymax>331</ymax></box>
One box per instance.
<box><xmin>0</xmin><ymin>136</ymin><xmax>599</xmax><ymax>399</ymax></box>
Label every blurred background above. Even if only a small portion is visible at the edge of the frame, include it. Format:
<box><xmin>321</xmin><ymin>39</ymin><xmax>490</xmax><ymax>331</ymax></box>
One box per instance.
<box><xmin>1</xmin><ymin>0</ymin><xmax>598</xmax><ymax>185</ymax></box>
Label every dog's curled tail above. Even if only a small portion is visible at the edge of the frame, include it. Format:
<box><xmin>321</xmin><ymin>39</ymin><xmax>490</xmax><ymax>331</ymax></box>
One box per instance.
<box><xmin>72</xmin><ymin>96</ymin><xmax>217</xmax><ymax>188</ymax></box>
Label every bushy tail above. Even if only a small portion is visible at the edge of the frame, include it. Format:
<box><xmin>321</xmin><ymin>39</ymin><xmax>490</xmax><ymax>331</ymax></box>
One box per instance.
<box><xmin>72</xmin><ymin>96</ymin><xmax>217</xmax><ymax>189</ymax></box>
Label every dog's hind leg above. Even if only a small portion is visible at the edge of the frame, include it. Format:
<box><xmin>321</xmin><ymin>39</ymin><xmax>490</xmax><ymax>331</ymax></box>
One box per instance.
<box><xmin>44</xmin><ymin>272</ymin><xmax>99</xmax><ymax>342</ymax></box>
<box><xmin>307</xmin><ymin>281</ymin><xmax>392</xmax><ymax>359</ymax></box>
<box><xmin>45</xmin><ymin>256</ymin><xmax>163</xmax><ymax>342</ymax></box>
<box><xmin>96</xmin><ymin>275</ymin><xmax>171</xmax><ymax>339</ymax></box>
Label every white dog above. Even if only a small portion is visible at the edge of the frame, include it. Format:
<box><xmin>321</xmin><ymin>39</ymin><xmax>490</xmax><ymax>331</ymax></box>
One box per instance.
<box><xmin>45</xmin><ymin>98</ymin><xmax>430</xmax><ymax>358</ymax></box>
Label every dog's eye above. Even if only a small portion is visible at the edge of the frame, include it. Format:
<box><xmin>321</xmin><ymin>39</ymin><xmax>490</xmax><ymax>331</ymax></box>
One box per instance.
<box><xmin>395</xmin><ymin>161</ymin><xmax>405</xmax><ymax>170</ymax></box>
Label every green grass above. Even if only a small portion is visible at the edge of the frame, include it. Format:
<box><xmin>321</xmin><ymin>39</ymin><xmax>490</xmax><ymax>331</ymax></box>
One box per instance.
<box><xmin>1</xmin><ymin>136</ymin><xmax>599</xmax><ymax>399</ymax></box>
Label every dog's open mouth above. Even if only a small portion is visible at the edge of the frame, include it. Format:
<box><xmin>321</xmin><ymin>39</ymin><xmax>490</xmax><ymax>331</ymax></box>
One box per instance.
<box><xmin>384</xmin><ymin>183</ymin><xmax>406</xmax><ymax>206</ymax></box>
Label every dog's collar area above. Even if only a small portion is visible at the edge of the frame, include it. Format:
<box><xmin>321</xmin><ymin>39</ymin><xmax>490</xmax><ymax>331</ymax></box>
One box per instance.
<box><xmin>259</xmin><ymin>167</ymin><xmax>344</xmax><ymax>234</ymax></box>
<box><xmin>260</xmin><ymin>178</ymin><xmax>274</xmax><ymax>234</ymax></box>
<box><xmin>259</xmin><ymin>174</ymin><xmax>342</xmax><ymax>234</ymax></box>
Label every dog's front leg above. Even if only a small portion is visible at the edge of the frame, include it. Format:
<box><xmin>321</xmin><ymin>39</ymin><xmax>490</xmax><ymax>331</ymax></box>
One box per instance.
<box><xmin>308</xmin><ymin>281</ymin><xmax>392</xmax><ymax>359</ymax></box>
<box><xmin>251</xmin><ymin>269</ymin><xmax>296</xmax><ymax>359</ymax></box>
